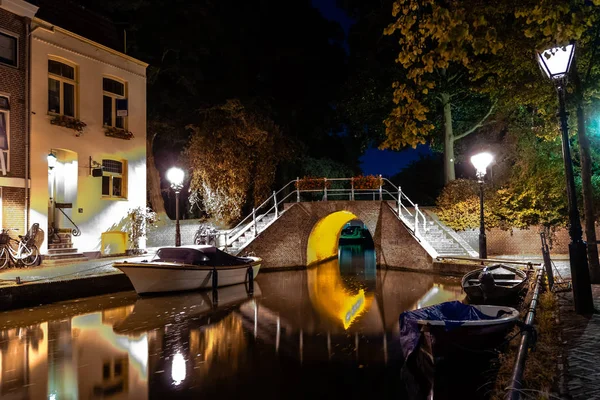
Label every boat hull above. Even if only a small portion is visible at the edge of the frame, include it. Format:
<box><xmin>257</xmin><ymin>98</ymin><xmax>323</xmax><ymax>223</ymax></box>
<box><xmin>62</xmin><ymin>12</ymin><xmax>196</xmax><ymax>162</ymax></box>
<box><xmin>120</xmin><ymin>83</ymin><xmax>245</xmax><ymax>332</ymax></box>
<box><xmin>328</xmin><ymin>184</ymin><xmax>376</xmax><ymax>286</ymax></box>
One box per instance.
<box><xmin>115</xmin><ymin>261</ymin><xmax>260</xmax><ymax>294</ymax></box>
<box><xmin>419</xmin><ymin>319</ymin><xmax>516</xmax><ymax>361</ymax></box>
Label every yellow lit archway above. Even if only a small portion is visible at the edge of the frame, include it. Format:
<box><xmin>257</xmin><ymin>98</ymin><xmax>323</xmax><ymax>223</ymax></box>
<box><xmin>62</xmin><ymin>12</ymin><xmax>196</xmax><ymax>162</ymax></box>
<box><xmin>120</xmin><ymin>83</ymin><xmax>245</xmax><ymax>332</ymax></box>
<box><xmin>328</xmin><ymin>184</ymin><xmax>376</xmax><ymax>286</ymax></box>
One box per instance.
<box><xmin>306</xmin><ymin>210</ymin><xmax>357</xmax><ymax>265</ymax></box>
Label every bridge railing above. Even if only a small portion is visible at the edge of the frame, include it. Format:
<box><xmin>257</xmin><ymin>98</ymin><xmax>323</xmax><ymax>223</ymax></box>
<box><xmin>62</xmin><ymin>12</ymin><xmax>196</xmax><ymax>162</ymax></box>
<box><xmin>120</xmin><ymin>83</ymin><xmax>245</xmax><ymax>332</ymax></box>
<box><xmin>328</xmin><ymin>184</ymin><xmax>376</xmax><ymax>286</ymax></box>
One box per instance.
<box><xmin>221</xmin><ymin>176</ymin><xmax>428</xmax><ymax>251</ymax></box>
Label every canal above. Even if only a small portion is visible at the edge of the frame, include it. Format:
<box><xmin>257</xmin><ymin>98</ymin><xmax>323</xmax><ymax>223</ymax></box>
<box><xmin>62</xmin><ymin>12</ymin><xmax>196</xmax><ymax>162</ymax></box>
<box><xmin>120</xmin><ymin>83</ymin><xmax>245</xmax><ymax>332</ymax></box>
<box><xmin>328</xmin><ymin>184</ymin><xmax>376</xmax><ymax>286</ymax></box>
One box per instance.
<box><xmin>0</xmin><ymin>244</ymin><xmax>485</xmax><ymax>399</ymax></box>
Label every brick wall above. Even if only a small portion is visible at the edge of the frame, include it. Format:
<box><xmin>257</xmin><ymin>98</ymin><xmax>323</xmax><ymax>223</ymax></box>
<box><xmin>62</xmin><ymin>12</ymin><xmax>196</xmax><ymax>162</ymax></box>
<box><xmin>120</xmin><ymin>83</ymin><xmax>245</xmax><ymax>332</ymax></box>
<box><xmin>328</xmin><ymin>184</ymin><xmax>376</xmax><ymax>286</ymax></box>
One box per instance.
<box><xmin>0</xmin><ymin>8</ymin><xmax>27</xmax><ymax>229</ymax></box>
<box><xmin>2</xmin><ymin>187</ymin><xmax>25</xmax><ymax>229</ymax></box>
<box><xmin>457</xmin><ymin>226</ymin><xmax>600</xmax><ymax>256</ymax></box>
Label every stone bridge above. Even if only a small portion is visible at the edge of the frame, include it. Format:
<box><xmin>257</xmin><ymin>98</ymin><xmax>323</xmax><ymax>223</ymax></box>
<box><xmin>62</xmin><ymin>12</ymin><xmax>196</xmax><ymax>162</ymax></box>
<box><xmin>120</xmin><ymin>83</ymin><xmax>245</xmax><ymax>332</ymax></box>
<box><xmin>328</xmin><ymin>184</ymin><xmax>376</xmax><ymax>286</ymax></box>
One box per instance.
<box><xmin>242</xmin><ymin>201</ymin><xmax>445</xmax><ymax>270</ymax></box>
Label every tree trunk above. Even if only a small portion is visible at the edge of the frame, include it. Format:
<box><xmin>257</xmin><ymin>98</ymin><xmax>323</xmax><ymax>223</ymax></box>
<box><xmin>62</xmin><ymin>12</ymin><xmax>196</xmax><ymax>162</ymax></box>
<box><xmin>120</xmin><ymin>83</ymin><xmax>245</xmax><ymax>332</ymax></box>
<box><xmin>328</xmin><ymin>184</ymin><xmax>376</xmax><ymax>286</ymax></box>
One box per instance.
<box><xmin>572</xmin><ymin>68</ymin><xmax>600</xmax><ymax>283</ymax></box>
<box><xmin>441</xmin><ymin>92</ymin><xmax>455</xmax><ymax>184</ymax></box>
<box><xmin>146</xmin><ymin>134</ymin><xmax>166</xmax><ymax>214</ymax></box>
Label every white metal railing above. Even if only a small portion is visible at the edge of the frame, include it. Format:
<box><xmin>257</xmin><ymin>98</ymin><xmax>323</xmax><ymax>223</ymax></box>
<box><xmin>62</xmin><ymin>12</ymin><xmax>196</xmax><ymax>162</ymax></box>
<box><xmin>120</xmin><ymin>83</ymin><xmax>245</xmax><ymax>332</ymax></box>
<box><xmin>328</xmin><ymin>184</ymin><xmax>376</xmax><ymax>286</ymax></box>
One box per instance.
<box><xmin>221</xmin><ymin>176</ymin><xmax>428</xmax><ymax>252</ymax></box>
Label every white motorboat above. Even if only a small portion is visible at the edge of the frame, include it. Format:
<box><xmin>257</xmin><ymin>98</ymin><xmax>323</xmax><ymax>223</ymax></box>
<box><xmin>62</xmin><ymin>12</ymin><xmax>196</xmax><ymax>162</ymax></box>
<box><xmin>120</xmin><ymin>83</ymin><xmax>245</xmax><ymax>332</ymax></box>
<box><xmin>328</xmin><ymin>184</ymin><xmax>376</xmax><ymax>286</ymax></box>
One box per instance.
<box><xmin>113</xmin><ymin>245</ymin><xmax>261</xmax><ymax>294</ymax></box>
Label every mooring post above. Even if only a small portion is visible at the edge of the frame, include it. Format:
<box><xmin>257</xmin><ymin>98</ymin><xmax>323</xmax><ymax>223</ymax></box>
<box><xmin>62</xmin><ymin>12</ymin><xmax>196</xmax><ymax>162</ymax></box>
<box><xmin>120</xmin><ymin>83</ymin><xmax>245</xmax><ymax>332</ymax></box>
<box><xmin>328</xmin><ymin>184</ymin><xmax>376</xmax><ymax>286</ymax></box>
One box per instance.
<box><xmin>252</xmin><ymin>207</ymin><xmax>257</xmax><ymax>237</ymax></box>
<box><xmin>323</xmin><ymin>178</ymin><xmax>328</xmax><ymax>201</ymax></box>
<box><xmin>247</xmin><ymin>266</ymin><xmax>254</xmax><ymax>294</ymax></box>
<box><xmin>296</xmin><ymin>177</ymin><xmax>300</xmax><ymax>202</ymax></box>
<box><xmin>273</xmin><ymin>190</ymin><xmax>278</xmax><ymax>218</ymax></box>
<box><xmin>212</xmin><ymin>268</ymin><xmax>218</xmax><ymax>289</ymax></box>
<box><xmin>379</xmin><ymin>174</ymin><xmax>383</xmax><ymax>200</ymax></box>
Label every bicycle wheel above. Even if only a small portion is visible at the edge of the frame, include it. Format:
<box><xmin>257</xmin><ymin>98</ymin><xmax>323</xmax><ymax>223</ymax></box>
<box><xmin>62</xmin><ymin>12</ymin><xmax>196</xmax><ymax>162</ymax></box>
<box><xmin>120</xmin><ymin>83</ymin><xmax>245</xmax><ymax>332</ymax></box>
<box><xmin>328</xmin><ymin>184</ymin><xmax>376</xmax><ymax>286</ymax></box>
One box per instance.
<box><xmin>0</xmin><ymin>248</ymin><xmax>9</xmax><ymax>269</ymax></box>
<box><xmin>21</xmin><ymin>245</ymin><xmax>40</xmax><ymax>267</ymax></box>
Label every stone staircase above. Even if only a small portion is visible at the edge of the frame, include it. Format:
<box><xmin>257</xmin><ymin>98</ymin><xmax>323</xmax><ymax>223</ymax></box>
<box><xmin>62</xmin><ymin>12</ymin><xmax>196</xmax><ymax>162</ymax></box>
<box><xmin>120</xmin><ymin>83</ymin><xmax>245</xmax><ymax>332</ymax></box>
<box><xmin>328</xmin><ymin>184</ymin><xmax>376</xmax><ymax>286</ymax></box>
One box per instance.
<box><xmin>42</xmin><ymin>229</ymin><xmax>88</xmax><ymax>266</ymax></box>
<box><xmin>225</xmin><ymin>212</ymin><xmax>279</xmax><ymax>255</ymax></box>
<box><xmin>399</xmin><ymin>207</ymin><xmax>477</xmax><ymax>257</ymax></box>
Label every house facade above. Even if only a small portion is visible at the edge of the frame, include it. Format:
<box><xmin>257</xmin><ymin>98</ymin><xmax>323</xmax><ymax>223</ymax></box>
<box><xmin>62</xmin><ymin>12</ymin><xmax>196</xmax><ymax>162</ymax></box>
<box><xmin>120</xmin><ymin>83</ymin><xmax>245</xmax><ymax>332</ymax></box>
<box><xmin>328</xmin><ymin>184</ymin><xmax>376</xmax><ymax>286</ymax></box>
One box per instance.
<box><xmin>28</xmin><ymin>17</ymin><xmax>148</xmax><ymax>257</ymax></box>
<box><xmin>0</xmin><ymin>0</ymin><xmax>37</xmax><ymax>233</ymax></box>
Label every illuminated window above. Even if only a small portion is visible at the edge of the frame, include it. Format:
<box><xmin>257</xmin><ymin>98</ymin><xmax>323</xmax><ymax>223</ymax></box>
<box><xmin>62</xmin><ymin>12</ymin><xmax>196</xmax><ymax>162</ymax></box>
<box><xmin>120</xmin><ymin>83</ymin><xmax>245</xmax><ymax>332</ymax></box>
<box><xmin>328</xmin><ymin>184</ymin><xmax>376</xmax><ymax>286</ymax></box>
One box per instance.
<box><xmin>102</xmin><ymin>77</ymin><xmax>127</xmax><ymax>129</ymax></box>
<box><xmin>101</xmin><ymin>159</ymin><xmax>127</xmax><ymax>199</ymax></box>
<box><xmin>48</xmin><ymin>59</ymin><xmax>76</xmax><ymax>117</ymax></box>
<box><xmin>0</xmin><ymin>96</ymin><xmax>9</xmax><ymax>175</ymax></box>
<box><xmin>0</xmin><ymin>32</ymin><xmax>17</xmax><ymax>67</ymax></box>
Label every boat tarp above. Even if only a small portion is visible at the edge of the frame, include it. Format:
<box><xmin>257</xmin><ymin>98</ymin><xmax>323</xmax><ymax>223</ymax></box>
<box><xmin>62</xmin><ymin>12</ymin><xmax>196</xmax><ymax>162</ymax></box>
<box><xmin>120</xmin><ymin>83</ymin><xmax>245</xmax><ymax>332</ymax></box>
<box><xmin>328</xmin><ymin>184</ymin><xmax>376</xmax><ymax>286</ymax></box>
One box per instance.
<box><xmin>399</xmin><ymin>301</ymin><xmax>502</xmax><ymax>361</ymax></box>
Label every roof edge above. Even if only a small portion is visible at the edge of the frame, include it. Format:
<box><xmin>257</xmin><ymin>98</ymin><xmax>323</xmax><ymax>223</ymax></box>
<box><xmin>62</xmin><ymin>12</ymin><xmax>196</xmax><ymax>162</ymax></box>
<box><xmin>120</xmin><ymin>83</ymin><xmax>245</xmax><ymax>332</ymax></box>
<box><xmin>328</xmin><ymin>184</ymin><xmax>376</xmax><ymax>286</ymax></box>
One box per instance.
<box><xmin>33</xmin><ymin>17</ymin><xmax>149</xmax><ymax>68</ymax></box>
<box><xmin>0</xmin><ymin>0</ymin><xmax>38</xmax><ymax>19</ymax></box>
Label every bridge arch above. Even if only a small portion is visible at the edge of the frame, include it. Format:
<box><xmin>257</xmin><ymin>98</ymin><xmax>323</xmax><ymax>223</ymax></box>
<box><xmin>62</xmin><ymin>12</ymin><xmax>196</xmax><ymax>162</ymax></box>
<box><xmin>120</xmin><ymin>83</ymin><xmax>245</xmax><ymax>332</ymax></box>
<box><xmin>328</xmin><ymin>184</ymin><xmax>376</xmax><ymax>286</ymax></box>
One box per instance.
<box><xmin>306</xmin><ymin>210</ymin><xmax>375</xmax><ymax>265</ymax></box>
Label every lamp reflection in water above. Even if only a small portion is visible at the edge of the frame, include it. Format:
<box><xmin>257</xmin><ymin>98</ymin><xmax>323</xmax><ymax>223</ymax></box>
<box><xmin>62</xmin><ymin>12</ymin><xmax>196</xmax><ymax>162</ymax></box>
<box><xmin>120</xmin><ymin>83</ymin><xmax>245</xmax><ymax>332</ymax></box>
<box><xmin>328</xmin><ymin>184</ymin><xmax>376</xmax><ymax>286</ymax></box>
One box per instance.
<box><xmin>171</xmin><ymin>352</ymin><xmax>186</xmax><ymax>386</ymax></box>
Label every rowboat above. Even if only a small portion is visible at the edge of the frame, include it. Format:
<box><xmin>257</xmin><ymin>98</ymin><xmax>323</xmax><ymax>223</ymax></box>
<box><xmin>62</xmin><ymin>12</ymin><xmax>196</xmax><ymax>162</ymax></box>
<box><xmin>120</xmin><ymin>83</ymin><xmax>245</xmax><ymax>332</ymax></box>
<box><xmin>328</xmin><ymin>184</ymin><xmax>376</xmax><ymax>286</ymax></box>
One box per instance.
<box><xmin>461</xmin><ymin>264</ymin><xmax>528</xmax><ymax>303</ymax></box>
<box><xmin>113</xmin><ymin>245</ymin><xmax>261</xmax><ymax>295</ymax></box>
<box><xmin>399</xmin><ymin>301</ymin><xmax>520</xmax><ymax>363</ymax></box>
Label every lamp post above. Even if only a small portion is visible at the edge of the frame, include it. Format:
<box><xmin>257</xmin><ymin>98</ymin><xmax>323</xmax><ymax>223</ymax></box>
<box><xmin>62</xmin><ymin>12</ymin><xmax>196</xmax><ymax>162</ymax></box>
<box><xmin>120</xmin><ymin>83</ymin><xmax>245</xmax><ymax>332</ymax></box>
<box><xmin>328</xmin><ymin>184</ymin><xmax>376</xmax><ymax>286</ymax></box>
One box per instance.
<box><xmin>471</xmin><ymin>152</ymin><xmax>493</xmax><ymax>259</ymax></box>
<box><xmin>167</xmin><ymin>167</ymin><xmax>184</xmax><ymax>247</ymax></box>
<box><xmin>537</xmin><ymin>44</ymin><xmax>594</xmax><ymax>314</ymax></box>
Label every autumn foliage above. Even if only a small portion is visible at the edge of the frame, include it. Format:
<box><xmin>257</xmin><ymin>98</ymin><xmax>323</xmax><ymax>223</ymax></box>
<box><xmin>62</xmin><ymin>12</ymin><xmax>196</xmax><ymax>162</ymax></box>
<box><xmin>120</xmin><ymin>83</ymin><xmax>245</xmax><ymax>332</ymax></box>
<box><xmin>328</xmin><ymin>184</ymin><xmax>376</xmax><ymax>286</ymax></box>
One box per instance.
<box><xmin>184</xmin><ymin>100</ymin><xmax>288</xmax><ymax>226</ymax></box>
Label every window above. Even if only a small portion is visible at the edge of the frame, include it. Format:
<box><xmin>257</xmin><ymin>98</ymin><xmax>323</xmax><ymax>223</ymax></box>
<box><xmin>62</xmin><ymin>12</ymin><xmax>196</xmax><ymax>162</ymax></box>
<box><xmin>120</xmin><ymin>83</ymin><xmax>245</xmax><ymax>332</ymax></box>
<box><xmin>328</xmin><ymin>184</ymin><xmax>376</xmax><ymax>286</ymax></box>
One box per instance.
<box><xmin>48</xmin><ymin>59</ymin><xmax>76</xmax><ymax>117</ymax></box>
<box><xmin>0</xmin><ymin>32</ymin><xmax>17</xmax><ymax>67</ymax></box>
<box><xmin>0</xmin><ymin>96</ymin><xmax>9</xmax><ymax>175</ymax></box>
<box><xmin>102</xmin><ymin>77</ymin><xmax>127</xmax><ymax>129</ymax></box>
<box><xmin>102</xmin><ymin>159</ymin><xmax>126</xmax><ymax>198</ymax></box>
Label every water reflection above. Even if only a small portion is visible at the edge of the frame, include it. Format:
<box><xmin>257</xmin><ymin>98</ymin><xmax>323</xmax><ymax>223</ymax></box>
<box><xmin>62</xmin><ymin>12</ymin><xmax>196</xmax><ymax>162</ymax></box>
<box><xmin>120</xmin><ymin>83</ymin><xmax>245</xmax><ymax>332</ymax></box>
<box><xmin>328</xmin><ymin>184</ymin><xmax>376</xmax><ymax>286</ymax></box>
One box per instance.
<box><xmin>0</xmin><ymin>246</ymin><xmax>467</xmax><ymax>399</ymax></box>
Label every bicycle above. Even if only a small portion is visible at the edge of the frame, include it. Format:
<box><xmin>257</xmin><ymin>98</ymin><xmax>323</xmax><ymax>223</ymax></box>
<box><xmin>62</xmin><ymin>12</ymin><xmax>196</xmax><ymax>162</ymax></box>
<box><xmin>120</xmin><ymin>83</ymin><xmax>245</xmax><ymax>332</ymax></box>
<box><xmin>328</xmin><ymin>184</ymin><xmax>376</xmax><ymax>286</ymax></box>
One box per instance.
<box><xmin>0</xmin><ymin>223</ymin><xmax>41</xmax><ymax>269</ymax></box>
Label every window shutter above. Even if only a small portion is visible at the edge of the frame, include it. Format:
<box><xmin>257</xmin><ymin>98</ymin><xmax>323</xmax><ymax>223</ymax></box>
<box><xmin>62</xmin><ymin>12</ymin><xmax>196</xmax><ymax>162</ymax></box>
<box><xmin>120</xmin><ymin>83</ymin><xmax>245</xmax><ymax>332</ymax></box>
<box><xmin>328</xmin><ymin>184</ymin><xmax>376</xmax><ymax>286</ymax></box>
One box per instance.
<box><xmin>116</xmin><ymin>99</ymin><xmax>128</xmax><ymax>117</ymax></box>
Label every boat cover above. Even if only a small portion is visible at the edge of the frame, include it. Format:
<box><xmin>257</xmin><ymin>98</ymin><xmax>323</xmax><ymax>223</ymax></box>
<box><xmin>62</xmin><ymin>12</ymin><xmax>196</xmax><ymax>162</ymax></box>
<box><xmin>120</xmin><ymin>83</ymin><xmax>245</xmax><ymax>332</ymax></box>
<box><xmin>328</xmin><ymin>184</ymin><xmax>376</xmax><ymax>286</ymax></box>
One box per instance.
<box><xmin>399</xmin><ymin>301</ymin><xmax>503</xmax><ymax>361</ymax></box>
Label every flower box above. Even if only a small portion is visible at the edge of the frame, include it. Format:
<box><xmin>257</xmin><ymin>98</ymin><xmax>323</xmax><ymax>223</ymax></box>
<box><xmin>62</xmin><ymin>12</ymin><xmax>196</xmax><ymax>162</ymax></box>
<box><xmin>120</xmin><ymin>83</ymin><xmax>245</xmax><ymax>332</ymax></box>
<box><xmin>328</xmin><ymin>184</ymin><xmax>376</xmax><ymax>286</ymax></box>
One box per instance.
<box><xmin>50</xmin><ymin>115</ymin><xmax>87</xmax><ymax>136</ymax></box>
<box><xmin>104</xmin><ymin>126</ymin><xmax>134</xmax><ymax>140</ymax></box>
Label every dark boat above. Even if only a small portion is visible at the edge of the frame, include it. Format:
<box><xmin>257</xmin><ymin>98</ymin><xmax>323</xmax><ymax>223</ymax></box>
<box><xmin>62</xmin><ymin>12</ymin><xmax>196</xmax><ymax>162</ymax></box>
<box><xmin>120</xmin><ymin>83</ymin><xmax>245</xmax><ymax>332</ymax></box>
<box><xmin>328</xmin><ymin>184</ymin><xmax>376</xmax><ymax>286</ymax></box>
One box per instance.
<box><xmin>461</xmin><ymin>264</ymin><xmax>528</xmax><ymax>303</ymax></box>
<box><xmin>399</xmin><ymin>301</ymin><xmax>519</xmax><ymax>363</ymax></box>
<box><xmin>339</xmin><ymin>226</ymin><xmax>368</xmax><ymax>244</ymax></box>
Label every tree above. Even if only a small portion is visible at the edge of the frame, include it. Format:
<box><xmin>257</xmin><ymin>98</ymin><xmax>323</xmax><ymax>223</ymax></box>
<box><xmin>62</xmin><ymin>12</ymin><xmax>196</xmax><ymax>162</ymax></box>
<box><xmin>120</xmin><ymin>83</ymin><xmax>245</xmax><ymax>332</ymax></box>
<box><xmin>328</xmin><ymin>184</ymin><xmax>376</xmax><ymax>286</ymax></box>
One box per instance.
<box><xmin>383</xmin><ymin>0</ymin><xmax>500</xmax><ymax>184</ymax></box>
<box><xmin>512</xmin><ymin>0</ymin><xmax>600</xmax><ymax>281</ymax></box>
<box><xmin>184</xmin><ymin>100</ymin><xmax>288</xmax><ymax>226</ymax></box>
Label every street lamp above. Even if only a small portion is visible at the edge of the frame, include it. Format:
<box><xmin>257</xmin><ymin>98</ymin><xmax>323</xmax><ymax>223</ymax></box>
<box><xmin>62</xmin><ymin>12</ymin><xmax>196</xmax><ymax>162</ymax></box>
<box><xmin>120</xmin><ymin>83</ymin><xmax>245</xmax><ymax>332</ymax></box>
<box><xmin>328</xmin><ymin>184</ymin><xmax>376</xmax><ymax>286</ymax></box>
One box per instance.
<box><xmin>471</xmin><ymin>152</ymin><xmax>493</xmax><ymax>259</ymax></box>
<box><xmin>167</xmin><ymin>167</ymin><xmax>184</xmax><ymax>247</ymax></box>
<box><xmin>537</xmin><ymin>43</ymin><xmax>594</xmax><ymax>314</ymax></box>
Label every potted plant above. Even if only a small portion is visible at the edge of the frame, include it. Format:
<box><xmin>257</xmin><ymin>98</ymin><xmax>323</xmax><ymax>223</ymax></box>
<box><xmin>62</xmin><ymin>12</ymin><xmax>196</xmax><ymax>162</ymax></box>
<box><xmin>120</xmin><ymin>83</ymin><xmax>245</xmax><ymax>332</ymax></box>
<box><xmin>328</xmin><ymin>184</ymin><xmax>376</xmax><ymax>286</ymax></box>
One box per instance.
<box><xmin>125</xmin><ymin>206</ymin><xmax>158</xmax><ymax>254</ymax></box>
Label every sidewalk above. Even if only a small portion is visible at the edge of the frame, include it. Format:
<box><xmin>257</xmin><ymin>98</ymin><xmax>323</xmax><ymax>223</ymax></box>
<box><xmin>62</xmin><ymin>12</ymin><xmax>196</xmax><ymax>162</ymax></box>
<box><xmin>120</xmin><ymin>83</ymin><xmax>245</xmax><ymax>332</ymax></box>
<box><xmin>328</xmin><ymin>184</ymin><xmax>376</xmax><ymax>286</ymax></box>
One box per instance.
<box><xmin>558</xmin><ymin>285</ymin><xmax>600</xmax><ymax>399</ymax></box>
<box><xmin>0</xmin><ymin>252</ymin><xmax>155</xmax><ymax>311</ymax></box>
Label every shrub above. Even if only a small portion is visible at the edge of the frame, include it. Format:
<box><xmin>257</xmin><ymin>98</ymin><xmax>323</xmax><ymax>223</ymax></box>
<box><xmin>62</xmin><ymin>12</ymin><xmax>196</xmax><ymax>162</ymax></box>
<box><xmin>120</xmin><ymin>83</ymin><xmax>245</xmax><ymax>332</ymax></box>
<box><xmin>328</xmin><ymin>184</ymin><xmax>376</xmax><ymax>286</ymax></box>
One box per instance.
<box><xmin>125</xmin><ymin>206</ymin><xmax>159</xmax><ymax>253</ymax></box>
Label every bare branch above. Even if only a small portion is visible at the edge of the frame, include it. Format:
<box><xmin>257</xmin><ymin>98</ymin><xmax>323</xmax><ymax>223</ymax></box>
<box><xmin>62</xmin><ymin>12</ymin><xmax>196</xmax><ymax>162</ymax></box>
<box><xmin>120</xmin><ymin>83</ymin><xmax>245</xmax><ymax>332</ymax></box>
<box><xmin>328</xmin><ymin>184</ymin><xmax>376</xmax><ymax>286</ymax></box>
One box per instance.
<box><xmin>453</xmin><ymin>100</ymin><xmax>497</xmax><ymax>142</ymax></box>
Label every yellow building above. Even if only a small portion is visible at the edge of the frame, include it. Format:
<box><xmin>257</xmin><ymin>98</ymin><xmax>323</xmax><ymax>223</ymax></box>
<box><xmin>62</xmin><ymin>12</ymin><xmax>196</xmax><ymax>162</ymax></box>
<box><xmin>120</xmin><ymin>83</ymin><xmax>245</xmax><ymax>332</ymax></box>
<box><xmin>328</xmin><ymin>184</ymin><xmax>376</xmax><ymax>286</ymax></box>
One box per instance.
<box><xmin>28</xmin><ymin>12</ymin><xmax>147</xmax><ymax>258</ymax></box>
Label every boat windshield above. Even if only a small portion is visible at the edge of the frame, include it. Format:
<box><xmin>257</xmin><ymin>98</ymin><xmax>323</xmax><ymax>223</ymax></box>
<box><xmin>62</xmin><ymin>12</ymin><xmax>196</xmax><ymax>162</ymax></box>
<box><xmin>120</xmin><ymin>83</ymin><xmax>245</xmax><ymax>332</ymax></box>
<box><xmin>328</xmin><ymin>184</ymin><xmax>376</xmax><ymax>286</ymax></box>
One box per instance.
<box><xmin>152</xmin><ymin>248</ymin><xmax>210</xmax><ymax>265</ymax></box>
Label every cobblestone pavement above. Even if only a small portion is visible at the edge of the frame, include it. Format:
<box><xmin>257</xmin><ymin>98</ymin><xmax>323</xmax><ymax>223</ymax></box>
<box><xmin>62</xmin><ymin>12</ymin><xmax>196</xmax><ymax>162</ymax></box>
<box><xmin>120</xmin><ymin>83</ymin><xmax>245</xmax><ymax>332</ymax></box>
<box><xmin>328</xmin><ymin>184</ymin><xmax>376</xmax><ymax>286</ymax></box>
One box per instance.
<box><xmin>558</xmin><ymin>284</ymin><xmax>600</xmax><ymax>400</ymax></box>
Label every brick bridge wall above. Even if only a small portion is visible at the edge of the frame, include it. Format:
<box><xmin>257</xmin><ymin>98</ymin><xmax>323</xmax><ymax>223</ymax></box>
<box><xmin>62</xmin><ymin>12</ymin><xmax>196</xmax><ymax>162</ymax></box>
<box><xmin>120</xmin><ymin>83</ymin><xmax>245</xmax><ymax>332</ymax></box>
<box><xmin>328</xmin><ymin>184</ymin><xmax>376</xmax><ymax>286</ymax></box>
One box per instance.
<box><xmin>242</xmin><ymin>201</ymin><xmax>433</xmax><ymax>271</ymax></box>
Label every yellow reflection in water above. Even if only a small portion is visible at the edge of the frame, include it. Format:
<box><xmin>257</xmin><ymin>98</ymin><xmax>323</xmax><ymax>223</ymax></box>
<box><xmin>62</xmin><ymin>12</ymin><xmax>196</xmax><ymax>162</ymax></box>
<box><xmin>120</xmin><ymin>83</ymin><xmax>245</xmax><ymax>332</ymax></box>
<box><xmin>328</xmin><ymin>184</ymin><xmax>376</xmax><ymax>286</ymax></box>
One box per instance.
<box><xmin>414</xmin><ymin>283</ymin><xmax>465</xmax><ymax>309</ymax></box>
<box><xmin>307</xmin><ymin>211</ymin><xmax>357</xmax><ymax>265</ymax></box>
<box><xmin>307</xmin><ymin>259</ymin><xmax>373</xmax><ymax>330</ymax></box>
<box><xmin>189</xmin><ymin>313</ymin><xmax>247</xmax><ymax>377</ymax></box>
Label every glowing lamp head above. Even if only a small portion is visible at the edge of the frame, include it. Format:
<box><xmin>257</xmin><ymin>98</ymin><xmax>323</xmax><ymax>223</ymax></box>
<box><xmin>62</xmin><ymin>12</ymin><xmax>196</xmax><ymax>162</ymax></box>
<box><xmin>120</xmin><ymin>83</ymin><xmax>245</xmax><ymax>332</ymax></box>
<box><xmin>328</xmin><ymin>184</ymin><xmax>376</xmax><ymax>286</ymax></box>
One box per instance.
<box><xmin>47</xmin><ymin>152</ymin><xmax>57</xmax><ymax>170</ymax></box>
<box><xmin>537</xmin><ymin>44</ymin><xmax>575</xmax><ymax>80</ymax></box>
<box><xmin>171</xmin><ymin>352</ymin><xmax>186</xmax><ymax>386</ymax></box>
<box><xmin>471</xmin><ymin>152</ymin><xmax>493</xmax><ymax>180</ymax></box>
<box><xmin>167</xmin><ymin>167</ymin><xmax>184</xmax><ymax>190</ymax></box>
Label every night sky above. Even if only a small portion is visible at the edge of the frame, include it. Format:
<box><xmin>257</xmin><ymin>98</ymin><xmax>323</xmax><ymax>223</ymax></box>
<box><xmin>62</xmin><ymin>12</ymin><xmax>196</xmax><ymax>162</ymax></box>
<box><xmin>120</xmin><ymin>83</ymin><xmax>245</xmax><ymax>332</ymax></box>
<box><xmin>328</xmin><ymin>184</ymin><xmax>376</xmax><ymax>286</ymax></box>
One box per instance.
<box><xmin>311</xmin><ymin>0</ymin><xmax>432</xmax><ymax>177</ymax></box>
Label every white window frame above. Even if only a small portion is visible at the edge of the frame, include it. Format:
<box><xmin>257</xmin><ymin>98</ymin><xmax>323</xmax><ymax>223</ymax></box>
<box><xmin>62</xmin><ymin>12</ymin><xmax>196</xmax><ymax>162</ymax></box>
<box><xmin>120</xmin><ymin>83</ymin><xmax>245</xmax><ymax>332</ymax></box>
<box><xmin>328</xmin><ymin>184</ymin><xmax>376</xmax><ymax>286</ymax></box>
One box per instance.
<box><xmin>101</xmin><ymin>159</ymin><xmax>127</xmax><ymax>199</ymax></box>
<box><xmin>102</xmin><ymin>77</ymin><xmax>127</xmax><ymax>129</ymax></box>
<box><xmin>48</xmin><ymin>58</ymin><xmax>78</xmax><ymax>117</ymax></box>
<box><xmin>0</xmin><ymin>94</ymin><xmax>10</xmax><ymax>174</ymax></box>
<box><xmin>0</xmin><ymin>29</ymin><xmax>18</xmax><ymax>68</ymax></box>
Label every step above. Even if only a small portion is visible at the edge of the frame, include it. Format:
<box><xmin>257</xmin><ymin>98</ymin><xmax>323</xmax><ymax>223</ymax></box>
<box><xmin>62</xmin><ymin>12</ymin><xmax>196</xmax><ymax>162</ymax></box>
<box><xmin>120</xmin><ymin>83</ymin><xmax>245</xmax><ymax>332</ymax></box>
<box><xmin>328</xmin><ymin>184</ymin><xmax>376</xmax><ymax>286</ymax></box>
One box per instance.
<box><xmin>48</xmin><ymin>243</ymin><xmax>74</xmax><ymax>249</ymax></box>
<box><xmin>48</xmin><ymin>248</ymin><xmax>78</xmax><ymax>255</ymax></box>
<box><xmin>43</xmin><ymin>252</ymin><xmax>86</xmax><ymax>260</ymax></box>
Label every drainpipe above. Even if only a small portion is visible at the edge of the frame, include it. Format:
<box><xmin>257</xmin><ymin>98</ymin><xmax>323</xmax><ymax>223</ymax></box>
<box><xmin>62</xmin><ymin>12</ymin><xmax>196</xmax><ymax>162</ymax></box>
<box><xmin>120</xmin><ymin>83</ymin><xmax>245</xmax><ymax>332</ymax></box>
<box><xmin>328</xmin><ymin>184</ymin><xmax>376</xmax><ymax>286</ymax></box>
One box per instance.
<box><xmin>24</xmin><ymin>20</ymin><xmax>30</xmax><ymax>232</ymax></box>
